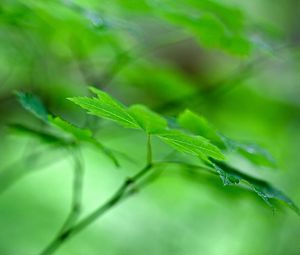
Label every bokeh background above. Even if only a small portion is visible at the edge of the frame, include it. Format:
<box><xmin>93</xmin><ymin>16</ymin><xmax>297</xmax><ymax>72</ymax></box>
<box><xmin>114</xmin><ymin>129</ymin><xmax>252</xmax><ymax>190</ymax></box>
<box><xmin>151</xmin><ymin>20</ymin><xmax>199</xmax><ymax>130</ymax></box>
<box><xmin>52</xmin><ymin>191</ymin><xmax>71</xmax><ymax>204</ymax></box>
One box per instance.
<box><xmin>0</xmin><ymin>0</ymin><xmax>300</xmax><ymax>254</ymax></box>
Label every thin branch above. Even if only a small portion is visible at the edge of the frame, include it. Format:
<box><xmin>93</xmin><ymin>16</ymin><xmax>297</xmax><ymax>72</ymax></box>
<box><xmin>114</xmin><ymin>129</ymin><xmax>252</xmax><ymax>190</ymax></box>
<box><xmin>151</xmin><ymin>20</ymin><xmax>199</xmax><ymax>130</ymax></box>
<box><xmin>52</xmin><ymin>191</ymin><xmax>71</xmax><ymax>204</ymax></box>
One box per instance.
<box><xmin>38</xmin><ymin>148</ymin><xmax>236</xmax><ymax>255</ymax></box>
<box><xmin>58</xmin><ymin>148</ymin><xmax>84</xmax><ymax>233</ymax></box>
<box><xmin>147</xmin><ymin>134</ymin><xmax>152</xmax><ymax>165</ymax></box>
<box><xmin>125</xmin><ymin>167</ymin><xmax>164</xmax><ymax>198</ymax></box>
<box><xmin>38</xmin><ymin>159</ymin><xmax>216</xmax><ymax>255</ymax></box>
<box><xmin>39</xmin><ymin>164</ymin><xmax>153</xmax><ymax>255</ymax></box>
<box><xmin>39</xmin><ymin>134</ymin><xmax>155</xmax><ymax>254</ymax></box>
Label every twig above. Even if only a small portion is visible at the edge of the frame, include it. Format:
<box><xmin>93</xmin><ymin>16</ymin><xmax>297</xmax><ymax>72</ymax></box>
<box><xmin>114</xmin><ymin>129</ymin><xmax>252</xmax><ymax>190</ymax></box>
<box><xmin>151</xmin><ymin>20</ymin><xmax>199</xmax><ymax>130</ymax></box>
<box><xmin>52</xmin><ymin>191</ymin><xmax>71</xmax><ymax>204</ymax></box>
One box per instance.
<box><xmin>38</xmin><ymin>158</ymin><xmax>219</xmax><ymax>255</ymax></box>
<box><xmin>39</xmin><ymin>133</ymin><xmax>155</xmax><ymax>255</ymax></box>
<box><xmin>57</xmin><ymin>148</ymin><xmax>84</xmax><ymax>233</ymax></box>
<box><xmin>39</xmin><ymin>163</ymin><xmax>153</xmax><ymax>255</ymax></box>
<box><xmin>147</xmin><ymin>134</ymin><xmax>152</xmax><ymax>165</ymax></box>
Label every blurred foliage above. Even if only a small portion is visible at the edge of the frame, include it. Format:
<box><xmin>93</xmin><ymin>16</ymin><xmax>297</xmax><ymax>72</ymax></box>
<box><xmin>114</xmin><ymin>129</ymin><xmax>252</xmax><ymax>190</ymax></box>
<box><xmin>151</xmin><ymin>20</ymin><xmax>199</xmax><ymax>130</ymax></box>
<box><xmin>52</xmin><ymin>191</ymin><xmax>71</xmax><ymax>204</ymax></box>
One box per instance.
<box><xmin>1</xmin><ymin>0</ymin><xmax>300</xmax><ymax>255</ymax></box>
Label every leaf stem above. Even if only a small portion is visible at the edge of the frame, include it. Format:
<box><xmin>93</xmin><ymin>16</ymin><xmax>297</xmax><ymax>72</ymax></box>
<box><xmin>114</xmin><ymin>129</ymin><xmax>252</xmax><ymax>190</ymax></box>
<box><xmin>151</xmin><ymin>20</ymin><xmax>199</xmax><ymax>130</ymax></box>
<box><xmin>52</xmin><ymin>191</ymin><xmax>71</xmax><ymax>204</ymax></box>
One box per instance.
<box><xmin>58</xmin><ymin>148</ymin><xmax>84</xmax><ymax>233</ymax></box>
<box><xmin>147</xmin><ymin>134</ymin><xmax>152</xmax><ymax>165</ymax></box>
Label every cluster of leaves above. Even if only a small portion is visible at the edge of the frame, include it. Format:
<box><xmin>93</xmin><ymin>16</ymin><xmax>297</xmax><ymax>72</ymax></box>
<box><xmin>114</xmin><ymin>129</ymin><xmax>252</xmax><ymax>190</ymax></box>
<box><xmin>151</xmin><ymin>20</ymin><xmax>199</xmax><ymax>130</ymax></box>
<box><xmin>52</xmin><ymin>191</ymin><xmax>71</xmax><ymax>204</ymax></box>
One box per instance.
<box><xmin>69</xmin><ymin>87</ymin><xmax>224</xmax><ymax>162</ymax></box>
<box><xmin>9</xmin><ymin>88</ymin><xmax>299</xmax><ymax>216</ymax></box>
<box><xmin>51</xmin><ymin>87</ymin><xmax>299</xmax><ymax>215</ymax></box>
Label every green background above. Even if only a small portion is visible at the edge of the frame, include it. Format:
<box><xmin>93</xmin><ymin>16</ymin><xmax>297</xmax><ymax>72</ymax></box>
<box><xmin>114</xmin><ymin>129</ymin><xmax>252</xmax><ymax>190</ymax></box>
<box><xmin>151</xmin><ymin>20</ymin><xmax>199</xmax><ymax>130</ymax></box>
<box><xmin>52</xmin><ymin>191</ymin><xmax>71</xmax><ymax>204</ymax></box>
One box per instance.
<box><xmin>0</xmin><ymin>0</ymin><xmax>299</xmax><ymax>254</ymax></box>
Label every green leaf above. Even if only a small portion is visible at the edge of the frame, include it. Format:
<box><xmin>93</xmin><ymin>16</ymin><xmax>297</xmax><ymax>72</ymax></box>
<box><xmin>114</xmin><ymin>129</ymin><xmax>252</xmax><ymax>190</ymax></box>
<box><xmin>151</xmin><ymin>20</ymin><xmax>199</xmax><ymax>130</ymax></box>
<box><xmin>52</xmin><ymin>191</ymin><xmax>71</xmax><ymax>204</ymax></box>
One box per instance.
<box><xmin>48</xmin><ymin>115</ymin><xmax>119</xmax><ymax>167</ymax></box>
<box><xmin>237</xmin><ymin>143</ymin><xmax>276</xmax><ymax>168</ymax></box>
<box><xmin>48</xmin><ymin>115</ymin><xmax>92</xmax><ymax>141</ymax></box>
<box><xmin>157</xmin><ymin>129</ymin><xmax>225</xmax><ymax>161</ymax></box>
<box><xmin>214</xmin><ymin>164</ymin><xmax>240</xmax><ymax>185</ymax></box>
<box><xmin>163</xmin><ymin>11</ymin><xmax>251</xmax><ymax>55</ymax></box>
<box><xmin>16</xmin><ymin>92</ymin><xmax>48</xmax><ymax>122</ymax></box>
<box><xmin>223</xmin><ymin>35</ymin><xmax>252</xmax><ymax>55</ymax></box>
<box><xmin>178</xmin><ymin>109</ymin><xmax>223</xmax><ymax>145</ymax></box>
<box><xmin>178</xmin><ymin>110</ymin><xmax>276</xmax><ymax>169</ymax></box>
<box><xmin>166</xmin><ymin>12</ymin><xmax>225</xmax><ymax>47</ymax></box>
<box><xmin>69</xmin><ymin>87</ymin><xmax>139</xmax><ymax>129</ymax></box>
<box><xmin>155</xmin><ymin>0</ymin><xmax>252</xmax><ymax>55</ymax></box>
<box><xmin>223</xmin><ymin>136</ymin><xmax>277</xmax><ymax>169</ymax></box>
<box><xmin>212</xmin><ymin>161</ymin><xmax>299</xmax><ymax>215</ymax></box>
<box><xmin>129</xmin><ymin>104</ymin><xmax>167</xmax><ymax>134</ymax></box>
